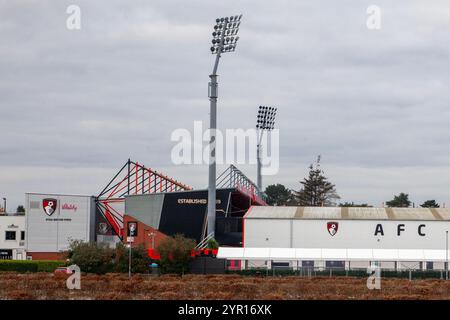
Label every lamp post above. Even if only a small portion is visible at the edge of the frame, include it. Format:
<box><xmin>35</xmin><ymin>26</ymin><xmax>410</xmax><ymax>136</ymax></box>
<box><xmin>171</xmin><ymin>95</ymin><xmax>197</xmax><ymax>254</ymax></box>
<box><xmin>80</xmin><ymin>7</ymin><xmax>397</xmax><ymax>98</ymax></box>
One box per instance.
<box><xmin>128</xmin><ymin>238</ymin><xmax>132</xmax><ymax>278</ymax></box>
<box><xmin>446</xmin><ymin>230</ymin><xmax>448</xmax><ymax>280</ymax></box>
<box><xmin>149</xmin><ymin>232</ymin><xmax>155</xmax><ymax>249</ymax></box>
<box><xmin>207</xmin><ymin>15</ymin><xmax>242</xmax><ymax>237</ymax></box>
<box><xmin>256</xmin><ymin>106</ymin><xmax>277</xmax><ymax>191</ymax></box>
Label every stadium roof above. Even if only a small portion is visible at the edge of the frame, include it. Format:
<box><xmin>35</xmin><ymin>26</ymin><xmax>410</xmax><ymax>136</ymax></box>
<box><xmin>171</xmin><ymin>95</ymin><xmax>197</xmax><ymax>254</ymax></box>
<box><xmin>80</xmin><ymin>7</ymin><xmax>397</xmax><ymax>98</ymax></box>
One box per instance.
<box><xmin>244</xmin><ymin>206</ymin><xmax>450</xmax><ymax>221</ymax></box>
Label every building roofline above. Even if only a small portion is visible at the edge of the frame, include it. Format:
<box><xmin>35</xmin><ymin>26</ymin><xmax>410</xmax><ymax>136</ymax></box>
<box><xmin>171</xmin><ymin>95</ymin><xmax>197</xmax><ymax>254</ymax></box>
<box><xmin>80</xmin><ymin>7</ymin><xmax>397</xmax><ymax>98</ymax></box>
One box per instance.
<box><xmin>244</xmin><ymin>206</ymin><xmax>450</xmax><ymax>221</ymax></box>
<box><xmin>26</xmin><ymin>192</ymin><xmax>95</xmax><ymax>198</ymax></box>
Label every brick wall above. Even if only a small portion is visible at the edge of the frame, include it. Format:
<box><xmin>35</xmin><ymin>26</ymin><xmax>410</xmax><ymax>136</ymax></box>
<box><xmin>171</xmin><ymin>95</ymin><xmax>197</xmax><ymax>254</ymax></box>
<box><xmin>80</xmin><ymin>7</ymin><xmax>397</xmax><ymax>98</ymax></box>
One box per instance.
<box><xmin>123</xmin><ymin>215</ymin><xmax>167</xmax><ymax>249</ymax></box>
<box><xmin>28</xmin><ymin>252</ymin><xmax>66</xmax><ymax>260</ymax></box>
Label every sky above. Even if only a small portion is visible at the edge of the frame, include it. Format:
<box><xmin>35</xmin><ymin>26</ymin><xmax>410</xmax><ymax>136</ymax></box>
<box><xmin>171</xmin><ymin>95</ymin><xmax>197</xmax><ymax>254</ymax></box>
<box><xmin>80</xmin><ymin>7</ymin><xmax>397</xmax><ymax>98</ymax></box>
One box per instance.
<box><xmin>1</xmin><ymin>0</ymin><xmax>450</xmax><ymax>211</ymax></box>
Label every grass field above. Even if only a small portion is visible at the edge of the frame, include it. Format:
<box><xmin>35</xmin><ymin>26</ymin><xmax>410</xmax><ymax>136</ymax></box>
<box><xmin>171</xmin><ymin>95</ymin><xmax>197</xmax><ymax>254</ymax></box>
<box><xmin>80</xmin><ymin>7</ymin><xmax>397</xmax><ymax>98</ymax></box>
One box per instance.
<box><xmin>0</xmin><ymin>273</ymin><xmax>449</xmax><ymax>300</ymax></box>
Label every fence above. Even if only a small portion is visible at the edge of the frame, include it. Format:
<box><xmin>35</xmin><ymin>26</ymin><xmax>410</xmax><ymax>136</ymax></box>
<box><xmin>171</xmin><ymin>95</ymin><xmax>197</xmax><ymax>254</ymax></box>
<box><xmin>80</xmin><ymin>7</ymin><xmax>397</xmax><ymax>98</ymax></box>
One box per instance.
<box><xmin>226</xmin><ymin>266</ymin><xmax>450</xmax><ymax>280</ymax></box>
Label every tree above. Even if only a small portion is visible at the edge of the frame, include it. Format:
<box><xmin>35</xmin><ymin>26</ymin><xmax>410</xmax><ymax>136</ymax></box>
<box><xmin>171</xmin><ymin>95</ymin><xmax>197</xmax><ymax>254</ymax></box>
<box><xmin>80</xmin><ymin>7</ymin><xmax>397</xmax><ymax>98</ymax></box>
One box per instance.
<box><xmin>67</xmin><ymin>240</ymin><xmax>115</xmax><ymax>274</ymax></box>
<box><xmin>420</xmin><ymin>200</ymin><xmax>440</xmax><ymax>208</ymax></box>
<box><xmin>339</xmin><ymin>202</ymin><xmax>371</xmax><ymax>207</ymax></box>
<box><xmin>264</xmin><ymin>184</ymin><xmax>294</xmax><ymax>206</ymax></box>
<box><xmin>156</xmin><ymin>234</ymin><xmax>196</xmax><ymax>274</ymax></box>
<box><xmin>16</xmin><ymin>205</ymin><xmax>25</xmax><ymax>213</ymax></box>
<box><xmin>206</xmin><ymin>238</ymin><xmax>219</xmax><ymax>250</ymax></box>
<box><xmin>294</xmin><ymin>156</ymin><xmax>340</xmax><ymax>206</ymax></box>
<box><xmin>67</xmin><ymin>240</ymin><xmax>153</xmax><ymax>274</ymax></box>
<box><xmin>114</xmin><ymin>243</ymin><xmax>152</xmax><ymax>274</ymax></box>
<box><xmin>386</xmin><ymin>193</ymin><xmax>411</xmax><ymax>208</ymax></box>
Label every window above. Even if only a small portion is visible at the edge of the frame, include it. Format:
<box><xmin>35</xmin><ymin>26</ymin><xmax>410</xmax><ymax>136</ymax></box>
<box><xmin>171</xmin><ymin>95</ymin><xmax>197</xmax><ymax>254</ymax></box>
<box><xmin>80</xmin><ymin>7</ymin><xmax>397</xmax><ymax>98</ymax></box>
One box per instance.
<box><xmin>302</xmin><ymin>260</ymin><xmax>314</xmax><ymax>267</ymax></box>
<box><xmin>0</xmin><ymin>250</ymin><xmax>12</xmax><ymax>260</ymax></box>
<box><xmin>21</xmin><ymin>231</ymin><xmax>25</xmax><ymax>241</ymax></box>
<box><xmin>5</xmin><ymin>231</ymin><xmax>16</xmax><ymax>241</ymax></box>
<box><xmin>272</xmin><ymin>262</ymin><xmax>290</xmax><ymax>270</ymax></box>
<box><xmin>326</xmin><ymin>261</ymin><xmax>345</xmax><ymax>269</ymax></box>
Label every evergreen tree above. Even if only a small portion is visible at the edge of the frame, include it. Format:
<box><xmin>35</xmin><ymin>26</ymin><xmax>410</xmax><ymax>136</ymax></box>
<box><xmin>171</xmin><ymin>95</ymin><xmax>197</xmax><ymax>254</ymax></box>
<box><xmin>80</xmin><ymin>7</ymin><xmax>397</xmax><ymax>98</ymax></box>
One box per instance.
<box><xmin>386</xmin><ymin>193</ymin><xmax>411</xmax><ymax>207</ymax></box>
<box><xmin>264</xmin><ymin>184</ymin><xmax>294</xmax><ymax>206</ymax></box>
<box><xmin>294</xmin><ymin>156</ymin><xmax>340</xmax><ymax>206</ymax></box>
<box><xmin>420</xmin><ymin>200</ymin><xmax>440</xmax><ymax>208</ymax></box>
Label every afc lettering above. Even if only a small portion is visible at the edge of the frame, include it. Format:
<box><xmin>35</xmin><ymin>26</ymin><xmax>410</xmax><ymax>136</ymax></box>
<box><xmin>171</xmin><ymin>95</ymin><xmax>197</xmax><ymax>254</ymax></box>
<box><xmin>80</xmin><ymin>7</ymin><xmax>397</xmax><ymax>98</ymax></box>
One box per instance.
<box><xmin>374</xmin><ymin>224</ymin><xmax>426</xmax><ymax>237</ymax></box>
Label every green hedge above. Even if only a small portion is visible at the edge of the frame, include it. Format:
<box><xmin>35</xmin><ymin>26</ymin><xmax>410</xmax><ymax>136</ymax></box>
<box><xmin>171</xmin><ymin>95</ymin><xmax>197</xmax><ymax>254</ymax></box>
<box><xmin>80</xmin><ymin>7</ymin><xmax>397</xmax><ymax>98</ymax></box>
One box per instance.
<box><xmin>0</xmin><ymin>260</ymin><xmax>65</xmax><ymax>273</ymax></box>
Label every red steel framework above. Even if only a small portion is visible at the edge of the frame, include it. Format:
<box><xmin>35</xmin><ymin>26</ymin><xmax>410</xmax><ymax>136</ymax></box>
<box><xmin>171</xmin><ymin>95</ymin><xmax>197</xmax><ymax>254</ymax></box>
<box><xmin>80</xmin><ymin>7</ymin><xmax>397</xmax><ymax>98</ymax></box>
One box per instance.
<box><xmin>96</xmin><ymin>159</ymin><xmax>192</xmax><ymax>238</ymax></box>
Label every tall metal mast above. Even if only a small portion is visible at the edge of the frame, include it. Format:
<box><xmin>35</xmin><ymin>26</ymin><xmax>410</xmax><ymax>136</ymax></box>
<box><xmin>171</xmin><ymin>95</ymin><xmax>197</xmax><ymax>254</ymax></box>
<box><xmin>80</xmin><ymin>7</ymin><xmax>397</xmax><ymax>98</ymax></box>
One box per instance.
<box><xmin>207</xmin><ymin>15</ymin><xmax>243</xmax><ymax>237</ymax></box>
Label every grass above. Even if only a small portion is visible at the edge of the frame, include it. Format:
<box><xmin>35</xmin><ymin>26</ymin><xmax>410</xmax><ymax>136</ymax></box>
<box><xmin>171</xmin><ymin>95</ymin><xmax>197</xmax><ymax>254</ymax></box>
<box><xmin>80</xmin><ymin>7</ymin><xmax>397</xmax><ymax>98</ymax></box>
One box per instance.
<box><xmin>0</xmin><ymin>273</ymin><xmax>449</xmax><ymax>300</ymax></box>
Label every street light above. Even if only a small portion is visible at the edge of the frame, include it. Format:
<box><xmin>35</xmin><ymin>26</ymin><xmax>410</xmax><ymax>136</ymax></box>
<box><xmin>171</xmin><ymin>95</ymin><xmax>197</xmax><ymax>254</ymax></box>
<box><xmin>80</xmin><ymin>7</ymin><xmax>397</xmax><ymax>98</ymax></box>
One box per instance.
<box><xmin>256</xmin><ymin>106</ymin><xmax>277</xmax><ymax>191</ymax></box>
<box><xmin>149</xmin><ymin>232</ymin><xmax>155</xmax><ymax>249</ymax></box>
<box><xmin>207</xmin><ymin>15</ymin><xmax>243</xmax><ymax>238</ymax></box>
<box><xmin>446</xmin><ymin>230</ymin><xmax>449</xmax><ymax>280</ymax></box>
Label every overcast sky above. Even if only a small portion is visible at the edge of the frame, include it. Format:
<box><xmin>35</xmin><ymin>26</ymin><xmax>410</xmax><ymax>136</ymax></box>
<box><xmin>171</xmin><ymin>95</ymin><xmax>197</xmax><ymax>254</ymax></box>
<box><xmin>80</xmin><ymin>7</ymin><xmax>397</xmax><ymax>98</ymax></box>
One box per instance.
<box><xmin>1</xmin><ymin>0</ymin><xmax>450</xmax><ymax>210</ymax></box>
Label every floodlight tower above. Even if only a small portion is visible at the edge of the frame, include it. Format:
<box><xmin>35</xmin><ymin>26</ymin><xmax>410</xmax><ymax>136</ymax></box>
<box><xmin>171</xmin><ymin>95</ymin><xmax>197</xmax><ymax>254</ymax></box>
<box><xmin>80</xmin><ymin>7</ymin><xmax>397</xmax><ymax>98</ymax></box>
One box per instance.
<box><xmin>207</xmin><ymin>15</ymin><xmax>242</xmax><ymax>237</ymax></box>
<box><xmin>256</xmin><ymin>106</ymin><xmax>277</xmax><ymax>191</ymax></box>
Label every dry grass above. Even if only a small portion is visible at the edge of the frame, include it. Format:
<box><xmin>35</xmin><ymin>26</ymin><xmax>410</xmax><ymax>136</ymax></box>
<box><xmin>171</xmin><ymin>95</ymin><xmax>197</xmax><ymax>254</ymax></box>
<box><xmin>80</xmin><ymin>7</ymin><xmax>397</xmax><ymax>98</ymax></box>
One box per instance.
<box><xmin>0</xmin><ymin>273</ymin><xmax>449</xmax><ymax>300</ymax></box>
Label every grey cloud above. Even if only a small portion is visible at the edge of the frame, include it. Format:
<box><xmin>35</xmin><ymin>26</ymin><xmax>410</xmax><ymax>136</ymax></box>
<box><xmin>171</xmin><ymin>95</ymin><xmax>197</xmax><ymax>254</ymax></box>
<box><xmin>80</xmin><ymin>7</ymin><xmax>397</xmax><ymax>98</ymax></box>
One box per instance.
<box><xmin>1</xmin><ymin>0</ymin><xmax>450</xmax><ymax>210</ymax></box>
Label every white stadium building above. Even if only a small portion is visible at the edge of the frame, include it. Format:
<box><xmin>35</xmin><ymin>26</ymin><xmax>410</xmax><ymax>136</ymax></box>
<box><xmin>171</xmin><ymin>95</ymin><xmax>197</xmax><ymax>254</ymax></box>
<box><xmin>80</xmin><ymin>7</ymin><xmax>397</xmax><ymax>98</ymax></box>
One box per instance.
<box><xmin>218</xmin><ymin>206</ymin><xmax>450</xmax><ymax>271</ymax></box>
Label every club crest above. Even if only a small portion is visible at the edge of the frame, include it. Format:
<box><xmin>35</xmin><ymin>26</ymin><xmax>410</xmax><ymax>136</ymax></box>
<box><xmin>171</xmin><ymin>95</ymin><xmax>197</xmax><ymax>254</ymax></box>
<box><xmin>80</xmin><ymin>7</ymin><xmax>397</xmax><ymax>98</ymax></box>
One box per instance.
<box><xmin>327</xmin><ymin>221</ymin><xmax>338</xmax><ymax>236</ymax></box>
<box><xmin>98</xmin><ymin>222</ymin><xmax>109</xmax><ymax>235</ymax></box>
<box><xmin>43</xmin><ymin>198</ymin><xmax>57</xmax><ymax>216</ymax></box>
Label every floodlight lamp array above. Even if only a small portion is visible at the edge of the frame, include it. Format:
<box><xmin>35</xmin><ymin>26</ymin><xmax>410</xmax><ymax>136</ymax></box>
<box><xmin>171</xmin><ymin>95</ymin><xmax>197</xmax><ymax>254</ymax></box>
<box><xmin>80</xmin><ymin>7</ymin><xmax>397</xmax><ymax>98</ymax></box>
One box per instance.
<box><xmin>210</xmin><ymin>14</ymin><xmax>242</xmax><ymax>54</ymax></box>
<box><xmin>256</xmin><ymin>106</ymin><xmax>277</xmax><ymax>130</ymax></box>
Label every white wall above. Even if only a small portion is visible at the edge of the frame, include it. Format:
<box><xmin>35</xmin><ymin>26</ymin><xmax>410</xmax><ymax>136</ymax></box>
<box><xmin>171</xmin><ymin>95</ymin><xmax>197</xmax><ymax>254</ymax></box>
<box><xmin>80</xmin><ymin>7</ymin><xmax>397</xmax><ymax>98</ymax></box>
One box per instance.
<box><xmin>26</xmin><ymin>193</ymin><xmax>95</xmax><ymax>253</ymax></box>
<box><xmin>0</xmin><ymin>215</ymin><xmax>26</xmax><ymax>260</ymax></box>
<box><xmin>245</xmin><ymin>219</ymin><xmax>292</xmax><ymax>247</ymax></box>
<box><xmin>245</xmin><ymin>218</ymin><xmax>450</xmax><ymax>250</ymax></box>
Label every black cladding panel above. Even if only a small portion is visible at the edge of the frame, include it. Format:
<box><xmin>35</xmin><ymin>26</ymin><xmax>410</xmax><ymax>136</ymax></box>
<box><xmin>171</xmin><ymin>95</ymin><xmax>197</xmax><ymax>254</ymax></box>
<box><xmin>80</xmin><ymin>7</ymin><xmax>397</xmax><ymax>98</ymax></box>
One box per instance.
<box><xmin>158</xmin><ymin>189</ymin><xmax>231</xmax><ymax>243</ymax></box>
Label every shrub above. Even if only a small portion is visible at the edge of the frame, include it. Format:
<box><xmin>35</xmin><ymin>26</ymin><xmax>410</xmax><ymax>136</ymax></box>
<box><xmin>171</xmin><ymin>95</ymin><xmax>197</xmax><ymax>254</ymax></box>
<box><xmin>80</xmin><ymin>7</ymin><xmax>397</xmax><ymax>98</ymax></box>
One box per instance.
<box><xmin>0</xmin><ymin>260</ymin><xmax>64</xmax><ymax>273</ymax></box>
<box><xmin>68</xmin><ymin>240</ymin><xmax>154</xmax><ymax>274</ymax></box>
<box><xmin>207</xmin><ymin>238</ymin><xmax>219</xmax><ymax>250</ymax></box>
<box><xmin>157</xmin><ymin>234</ymin><xmax>196</xmax><ymax>275</ymax></box>
<box><xmin>114</xmin><ymin>243</ymin><xmax>152</xmax><ymax>274</ymax></box>
<box><xmin>68</xmin><ymin>240</ymin><xmax>115</xmax><ymax>274</ymax></box>
<box><xmin>36</xmin><ymin>260</ymin><xmax>64</xmax><ymax>272</ymax></box>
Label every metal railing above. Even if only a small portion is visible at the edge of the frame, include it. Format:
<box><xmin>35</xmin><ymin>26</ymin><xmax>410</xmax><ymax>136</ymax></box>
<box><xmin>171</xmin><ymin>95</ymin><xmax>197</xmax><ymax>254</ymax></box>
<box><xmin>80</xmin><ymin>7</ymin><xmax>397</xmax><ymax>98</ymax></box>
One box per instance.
<box><xmin>196</xmin><ymin>232</ymin><xmax>215</xmax><ymax>250</ymax></box>
<box><xmin>216</xmin><ymin>165</ymin><xmax>266</xmax><ymax>204</ymax></box>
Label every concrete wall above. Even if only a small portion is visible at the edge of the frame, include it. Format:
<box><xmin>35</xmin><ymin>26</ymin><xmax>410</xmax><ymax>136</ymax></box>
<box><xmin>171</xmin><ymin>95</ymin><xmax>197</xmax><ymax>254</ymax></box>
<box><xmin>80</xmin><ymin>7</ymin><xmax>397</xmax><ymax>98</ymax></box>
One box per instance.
<box><xmin>26</xmin><ymin>193</ymin><xmax>96</xmax><ymax>255</ymax></box>
<box><xmin>125</xmin><ymin>194</ymin><xmax>165</xmax><ymax>229</ymax></box>
<box><xmin>123</xmin><ymin>214</ymin><xmax>166</xmax><ymax>250</ymax></box>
